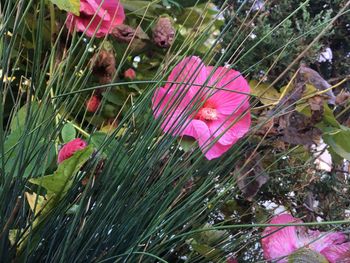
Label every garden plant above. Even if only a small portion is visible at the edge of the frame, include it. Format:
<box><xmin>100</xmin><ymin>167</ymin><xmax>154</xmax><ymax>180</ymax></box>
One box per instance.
<box><xmin>0</xmin><ymin>0</ymin><xmax>350</xmax><ymax>262</ymax></box>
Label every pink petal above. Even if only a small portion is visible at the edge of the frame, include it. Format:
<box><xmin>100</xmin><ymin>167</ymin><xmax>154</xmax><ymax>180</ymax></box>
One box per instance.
<box><xmin>182</xmin><ymin>119</ymin><xmax>210</xmax><ymax>146</ymax></box>
<box><xmin>165</xmin><ymin>56</ymin><xmax>207</xmax><ymax>94</ymax></box>
<box><xmin>301</xmin><ymin>230</ymin><xmax>347</xmax><ymax>253</ymax></box>
<box><xmin>66</xmin><ymin>0</ymin><xmax>125</xmax><ymax>38</ymax></box>
<box><xmin>207</xmin><ymin>67</ymin><xmax>250</xmax><ymax>116</ymax></box>
<box><xmin>101</xmin><ymin>0</ymin><xmax>125</xmax><ymax>25</ymax></box>
<box><xmin>86</xmin><ymin>0</ymin><xmax>111</xmax><ymax>20</ymax></box>
<box><xmin>321</xmin><ymin>242</ymin><xmax>350</xmax><ymax>263</ymax></box>
<box><xmin>152</xmin><ymin>86</ymin><xmax>195</xmax><ymax>136</ymax></box>
<box><xmin>261</xmin><ymin>214</ymin><xmax>302</xmax><ymax>262</ymax></box>
<box><xmin>202</xmin><ymin>142</ymin><xmax>232</xmax><ymax>160</ymax></box>
<box><xmin>208</xmin><ymin>109</ymin><xmax>251</xmax><ymax>146</ymax></box>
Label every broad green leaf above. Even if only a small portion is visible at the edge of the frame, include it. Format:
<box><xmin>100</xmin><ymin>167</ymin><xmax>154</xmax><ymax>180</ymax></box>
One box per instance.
<box><xmin>323</xmin><ymin>127</ymin><xmax>350</xmax><ymax>161</ymax></box>
<box><xmin>10</xmin><ymin>101</ymin><xmax>39</xmax><ymax>132</ymax></box>
<box><xmin>288</xmin><ymin>249</ymin><xmax>328</xmax><ymax>263</ymax></box>
<box><xmin>29</xmin><ymin>145</ymin><xmax>93</xmax><ymax>195</ymax></box>
<box><xmin>10</xmin><ymin>101</ymin><xmax>54</xmax><ymax>132</ymax></box>
<box><xmin>323</xmin><ymin>103</ymin><xmax>340</xmax><ymax>128</ymax></box>
<box><xmin>61</xmin><ymin>123</ymin><xmax>76</xmax><ymax>143</ymax></box>
<box><xmin>90</xmin><ymin>132</ymin><xmax>126</xmax><ymax>157</ymax></box>
<box><xmin>25</xmin><ymin>192</ymin><xmax>46</xmax><ymax>216</ymax></box>
<box><xmin>3</xmin><ymin>130</ymin><xmax>56</xmax><ymax>178</ymax></box>
<box><xmin>120</xmin><ymin>0</ymin><xmax>162</xmax><ymax>17</ymax></box>
<box><xmin>249</xmin><ymin>80</ymin><xmax>280</xmax><ymax>105</ymax></box>
<box><xmin>49</xmin><ymin>0</ymin><xmax>80</xmax><ymax>16</ymax></box>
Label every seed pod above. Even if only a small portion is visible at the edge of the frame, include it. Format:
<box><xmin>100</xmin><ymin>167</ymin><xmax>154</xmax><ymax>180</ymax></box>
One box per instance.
<box><xmin>152</xmin><ymin>17</ymin><xmax>175</xmax><ymax>48</ymax></box>
<box><xmin>91</xmin><ymin>49</ymin><xmax>116</xmax><ymax>84</ymax></box>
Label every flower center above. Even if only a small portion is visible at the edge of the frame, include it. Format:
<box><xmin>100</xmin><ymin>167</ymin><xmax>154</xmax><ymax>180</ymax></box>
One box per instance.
<box><xmin>196</xmin><ymin>101</ymin><xmax>218</xmax><ymax>121</ymax></box>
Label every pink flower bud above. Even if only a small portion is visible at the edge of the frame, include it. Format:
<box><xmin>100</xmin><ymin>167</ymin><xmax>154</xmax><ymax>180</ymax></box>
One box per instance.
<box><xmin>86</xmin><ymin>96</ymin><xmax>100</xmax><ymax>112</ymax></box>
<box><xmin>124</xmin><ymin>68</ymin><xmax>136</xmax><ymax>80</ymax></box>
<box><xmin>58</xmin><ymin>138</ymin><xmax>87</xmax><ymax>163</ymax></box>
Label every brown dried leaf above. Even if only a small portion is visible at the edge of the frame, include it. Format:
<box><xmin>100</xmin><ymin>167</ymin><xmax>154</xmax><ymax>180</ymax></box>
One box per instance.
<box><xmin>335</xmin><ymin>92</ymin><xmax>350</xmax><ymax>105</ymax></box>
<box><xmin>278</xmin><ymin>111</ymin><xmax>322</xmax><ymax>145</ymax></box>
<box><xmin>236</xmin><ymin>152</ymin><xmax>269</xmax><ymax>201</ymax></box>
<box><xmin>299</xmin><ymin>64</ymin><xmax>336</xmax><ymax>104</ymax></box>
<box><xmin>308</xmin><ymin>95</ymin><xmax>324</xmax><ymax>124</ymax></box>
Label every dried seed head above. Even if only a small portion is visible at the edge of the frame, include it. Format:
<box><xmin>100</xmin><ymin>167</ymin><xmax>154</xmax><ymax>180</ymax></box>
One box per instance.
<box><xmin>91</xmin><ymin>49</ymin><xmax>116</xmax><ymax>84</ymax></box>
<box><xmin>152</xmin><ymin>17</ymin><xmax>175</xmax><ymax>48</ymax></box>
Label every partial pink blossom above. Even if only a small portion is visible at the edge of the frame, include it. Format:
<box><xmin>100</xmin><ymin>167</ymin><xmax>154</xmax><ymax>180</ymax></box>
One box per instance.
<box><xmin>261</xmin><ymin>213</ymin><xmax>350</xmax><ymax>263</ymax></box>
<box><xmin>58</xmin><ymin>138</ymin><xmax>88</xmax><ymax>163</ymax></box>
<box><xmin>152</xmin><ymin>56</ymin><xmax>251</xmax><ymax>160</ymax></box>
<box><xmin>66</xmin><ymin>0</ymin><xmax>125</xmax><ymax>38</ymax></box>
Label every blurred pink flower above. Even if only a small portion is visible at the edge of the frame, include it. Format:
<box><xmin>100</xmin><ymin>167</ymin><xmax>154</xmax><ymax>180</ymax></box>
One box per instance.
<box><xmin>124</xmin><ymin>68</ymin><xmax>136</xmax><ymax>80</ymax></box>
<box><xmin>58</xmin><ymin>138</ymin><xmax>88</xmax><ymax>163</ymax></box>
<box><xmin>66</xmin><ymin>0</ymin><xmax>125</xmax><ymax>38</ymax></box>
<box><xmin>152</xmin><ymin>56</ymin><xmax>250</xmax><ymax>160</ymax></box>
<box><xmin>226</xmin><ymin>256</ymin><xmax>238</xmax><ymax>263</ymax></box>
<box><xmin>86</xmin><ymin>95</ymin><xmax>100</xmax><ymax>112</ymax></box>
<box><xmin>261</xmin><ymin>213</ymin><xmax>350</xmax><ymax>263</ymax></box>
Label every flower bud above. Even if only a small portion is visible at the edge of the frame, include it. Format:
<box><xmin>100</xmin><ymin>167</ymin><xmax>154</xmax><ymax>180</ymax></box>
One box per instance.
<box><xmin>112</xmin><ymin>24</ymin><xmax>149</xmax><ymax>43</ymax></box>
<box><xmin>58</xmin><ymin>138</ymin><xmax>87</xmax><ymax>163</ymax></box>
<box><xmin>152</xmin><ymin>17</ymin><xmax>175</xmax><ymax>48</ymax></box>
<box><xmin>86</xmin><ymin>95</ymin><xmax>101</xmax><ymax>112</ymax></box>
<box><xmin>124</xmin><ymin>68</ymin><xmax>136</xmax><ymax>80</ymax></box>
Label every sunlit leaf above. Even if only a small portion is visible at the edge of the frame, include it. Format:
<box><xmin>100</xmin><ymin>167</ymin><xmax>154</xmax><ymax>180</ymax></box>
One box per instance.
<box><xmin>249</xmin><ymin>80</ymin><xmax>280</xmax><ymax>105</ymax></box>
<box><xmin>49</xmin><ymin>0</ymin><xmax>80</xmax><ymax>16</ymax></box>
<box><xmin>61</xmin><ymin>123</ymin><xmax>76</xmax><ymax>143</ymax></box>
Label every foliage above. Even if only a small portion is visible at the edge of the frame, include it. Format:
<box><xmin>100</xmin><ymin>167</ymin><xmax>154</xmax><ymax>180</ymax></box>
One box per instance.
<box><xmin>0</xmin><ymin>0</ymin><xmax>349</xmax><ymax>262</ymax></box>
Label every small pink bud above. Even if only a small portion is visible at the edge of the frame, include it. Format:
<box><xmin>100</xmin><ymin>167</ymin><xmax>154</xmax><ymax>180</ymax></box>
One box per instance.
<box><xmin>124</xmin><ymin>68</ymin><xmax>136</xmax><ymax>80</ymax></box>
<box><xmin>86</xmin><ymin>96</ymin><xmax>100</xmax><ymax>112</ymax></box>
<box><xmin>58</xmin><ymin>138</ymin><xmax>87</xmax><ymax>163</ymax></box>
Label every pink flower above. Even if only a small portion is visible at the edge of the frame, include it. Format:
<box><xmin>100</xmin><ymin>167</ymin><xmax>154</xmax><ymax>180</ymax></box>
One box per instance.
<box><xmin>66</xmin><ymin>0</ymin><xmax>125</xmax><ymax>38</ymax></box>
<box><xmin>261</xmin><ymin>213</ymin><xmax>350</xmax><ymax>263</ymax></box>
<box><xmin>152</xmin><ymin>56</ymin><xmax>251</xmax><ymax>160</ymax></box>
<box><xmin>124</xmin><ymin>68</ymin><xmax>136</xmax><ymax>80</ymax></box>
<box><xmin>86</xmin><ymin>95</ymin><xmax>101</xmax><ymax>112</ymax></box>
<box><xmin>58</xmin><ymin>138</ymin><xmax>88</xmax><ymax>163</ymax></box>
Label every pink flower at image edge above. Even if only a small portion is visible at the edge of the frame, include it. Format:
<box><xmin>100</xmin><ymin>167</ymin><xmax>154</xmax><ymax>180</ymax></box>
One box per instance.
<box><xmin>58</xmin><ymin>138</ymin><xmax>88</xmax><ymax>163</ymax></box>
<box><xmin>261</xmin><ymin>213</ymin><xmax>350</xmax><ymax>263</ymax></box>
<box><xmin>66</xmin><ymin>0</ymin><xmax>125</xmax><ymax>38</ymax></box>
<box><xmin>152</xmin><ymin>56</ymin><xmax>251</xmax><ymax>160</ymax></box>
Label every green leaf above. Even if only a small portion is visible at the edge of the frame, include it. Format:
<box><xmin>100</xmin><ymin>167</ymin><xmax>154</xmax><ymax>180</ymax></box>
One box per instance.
<box><xmin>90</xmin><ymin>132</ymin><xmax>126</xmax><ymax>157</ymax></box>
<box><xmin>29</xmin><ymin>145</ymin><xmax>93</xmax><ymax>195</ymax></box>
<box><xmin>61</xmin><ymin>123</ymin><xmax>76</xmax><ymax>143</ymax></box>
<box><xmin>288</xmin><ymin>249</ymin><xmax>328</xmax><ymax>263</ymax></box>
<box><xmin>49</xmin><ymin>0</ymin><xmax>80</xmax><ymax>16</ymax></box>
<box><xmin>10</xmin><ymin>101</ymin><xmax>39</xmax><ymax>132</ymax></box>
<box><xmin>323</xmin><ymin>127</ymin><xmax>350</xmax><ymax>161</ymax></box>
<box><xmin>249</xmin><ymin>80</ymin><xmax>280</xmax><ymax>105</ymax></box>
<box><xmin>323</xmin><ymin>103</ymin><xmax>340</xmax><ymax>128</ymax></box>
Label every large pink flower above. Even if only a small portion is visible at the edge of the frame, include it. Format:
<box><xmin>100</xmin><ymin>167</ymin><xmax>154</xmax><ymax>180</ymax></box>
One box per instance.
<box><xmin>66</xmin><ymin>0</ymin><xmax>125</xmax><ymax>38</ymax></box>
<box><xmin>152</xmin><ymin>56</ymin><xmax>251</xmax><ymax>160</ymax></box>
<box><xmin>58</xmin><ymin>138</ymin><xmax>88</xmax><ymax>163</ymax></box>
<box><xmin>261</xmin><ymin>213</ymin><xmax>350</xmax><ymax>263</ymax></box>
